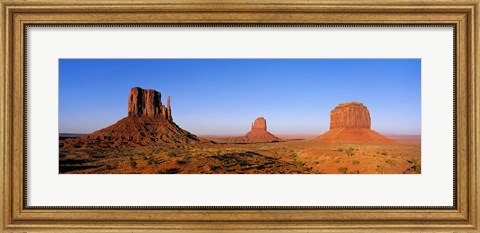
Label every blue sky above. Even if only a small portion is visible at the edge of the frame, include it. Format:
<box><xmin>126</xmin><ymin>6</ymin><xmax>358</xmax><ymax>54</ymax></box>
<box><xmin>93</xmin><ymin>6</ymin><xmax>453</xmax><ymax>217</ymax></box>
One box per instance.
<box><xmin>59</xmin><ymin>59</ymin><xmax>421</xmax><ymax>135</ymax></box>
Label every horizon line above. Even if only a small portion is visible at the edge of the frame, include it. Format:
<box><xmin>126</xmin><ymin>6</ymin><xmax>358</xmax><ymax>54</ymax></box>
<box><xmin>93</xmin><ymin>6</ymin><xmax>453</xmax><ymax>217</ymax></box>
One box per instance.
<box><xmin>59</xmin><ymin>132</ymin><xmax>421</xmax><ymax>136</ymax></box>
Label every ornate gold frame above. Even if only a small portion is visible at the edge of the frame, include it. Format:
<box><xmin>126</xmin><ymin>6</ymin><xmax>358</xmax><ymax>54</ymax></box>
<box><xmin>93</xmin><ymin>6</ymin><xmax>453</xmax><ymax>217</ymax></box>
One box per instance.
<box><xmin>1</xmin><ymin>0</ymin><xmax>479</xmax><ymax>232</ymax></box>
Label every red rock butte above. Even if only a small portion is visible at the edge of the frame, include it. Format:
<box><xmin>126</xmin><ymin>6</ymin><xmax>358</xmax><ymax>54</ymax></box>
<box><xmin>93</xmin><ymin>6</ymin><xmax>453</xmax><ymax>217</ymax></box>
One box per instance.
<box><xmin>330</xmin><ymin>102</ymin><xmax>370</xmax><ymax>129</ymax></box>
<box><xmin>59</xmin><ymin>87</ymin><xmax>210</xmax><ymax>148</ymax></box>
<box><xmin>316</xmin><ymin>102</ymin><xmax>393</xmax><ymax>145</ymax></box>
<box><xmin>235</xmin><ymin>117</ymin><xmax>281</xmax><ymax>143</ymax></box>
<box><xmin>128</xmin><ymin>87</ymin><xmax>172</xmax><ymax>120</ymax></box>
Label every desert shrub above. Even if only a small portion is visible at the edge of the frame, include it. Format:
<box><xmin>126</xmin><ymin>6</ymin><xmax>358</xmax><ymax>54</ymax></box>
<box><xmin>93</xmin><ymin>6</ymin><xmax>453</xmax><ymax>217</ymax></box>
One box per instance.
<box><xmin>165</xmin><ymin>168</ymin><xmax>181</xmax><ymax>174</ymax></box>
<box><xmin>176</xmin><ymin>159</ymin><xmax>188</xmax><ymax>165</ymax></box>
<box><xmin>292</xmin><ymin>160</ymin><xmax>303</xmax><ymax>167</ymax></box>
<box><xmin>288</xmin><ymin>151</ymin><xmax>297</xmax><ymax>159</ymax></box>
<box><xmin>238</xmin><ymin>160</ymin><xmax>249</xmax><ymax>166</ymax></box>
<box><xmin>209</xmin><ymin>165</ymin><xmax>219</xmax><ymax>171</ymax></box>
<box><xmin>337</xmin><ymin>167</ymin><xmax>348</xmax><ymax>174</ymax></box>
<box><xmin>141</xmin><ymin>154</ymin><xmax>147</xmax><ymax>160</ymax></box>
<box><xmin>381</xmin><ymin>151</ymin><xmax>388</xmax><ymax>156</ymax></box>
<box><xmin>407</xmin><ymin>158</ymin><xmax>418</xmax><ymax>165</ymax></box>
<box><xmin>129</xmin><ymin>160</ymin><xmax>137</xmax><ymax>168</ymax></box>
<box><xmin>104</xmin><ymin>164</ymin><xmax>113</xmax><ymax>170</ymax></box>
<box><xmin>349</xmin><ymin>170</ymin><xmax>360</xmax><ymax>174</ymax></box>
<box><xmin>167</xmin><ymin>151</ymin><xmax>177</xmax><ymax>158</ymax></box>
<box><xmin>156</xmin><ymin>167</ymin><xmax>181</xmax><ymax>174</ymax></box>
<box><xmin>376</xmin><ymin>165</ymin><xmax>386</xmax><ymax>173</ymax></box>
<box><xmin>128</xmin><ymin>155</ymin><xmax>134</xmax><ymax>161</ymax></box>
<box><xmin>352</xmin><ymin>160</ymin><xmax>360</xmax><ymax>165</ymax></box>
<box><xmin>271</xmin><ymin>164</ymin><xmax>277</xmax><ymax>170</ymax></box>
<box><xmin>220</xmin><ymin>164</ymin><xmax>228</xmax><ymax>170</ymax></box>
<box><xmin>147</xmin><ymin>157</ymin><xmax>155</xmax><ymax>165</ymax></box>
<box><xmin>406</xmin><ymin>158</ymin><xmax>421</xmax><ymax>173</ymax></box>
<box><xmin>345</xmin><ymin>147</ymin><xmax>355</xmax><ymax>156</ymax></box>
<box><xmin>335</xmin><ymin>148</ymin><xmax>344</xmax><ymax>152</ymax></box>
<box><xmin>414</xmin><ymin>164</ymin><xmax>421</xmax><ymax>172</ymax></box>
<box><xmin>385</xmin><ymin>159</ymin><xmax>397</xmax><ymax>166</ymax></box>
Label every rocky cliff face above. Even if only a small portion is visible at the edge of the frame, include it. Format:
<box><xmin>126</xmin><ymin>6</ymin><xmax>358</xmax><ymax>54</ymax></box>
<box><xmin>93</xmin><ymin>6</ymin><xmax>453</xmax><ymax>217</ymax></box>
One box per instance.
<box><xmin>251</xmin><ymin>117</ymin><xmax>267</xmax><ymax>131</ymax></box>
<box><xmin>316</xmin><ymin>102</ymin><xmax>392</xmax><ymax>145</ymax></box>
<box><xmin>330</xmin><ymin>102</ymin><xmax>371</xmax><ymax>129</ymax></box>
<box><xmin>128</xmin><ymin>87</ymin><xmax>172</xmax><ymax>120</ymax></box>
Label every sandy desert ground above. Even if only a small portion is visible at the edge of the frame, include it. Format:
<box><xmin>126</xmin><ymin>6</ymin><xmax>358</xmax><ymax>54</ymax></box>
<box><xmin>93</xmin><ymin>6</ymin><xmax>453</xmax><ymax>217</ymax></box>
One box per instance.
<box><xmin>59</xmin><ymin>135</ymin><xmax>420</xmax><ymax>174</ymax></box>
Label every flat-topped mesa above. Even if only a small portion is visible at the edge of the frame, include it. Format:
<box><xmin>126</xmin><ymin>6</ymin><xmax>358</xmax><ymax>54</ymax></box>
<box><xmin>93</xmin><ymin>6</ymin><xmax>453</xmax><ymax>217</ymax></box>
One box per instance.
<box><xmin>251</xmin><ymin>117</ymin><xmax>267</xmax><ymax>131</ymax></box>
<box><xmin>330</xmin><ymin>102</ymin><xmax>371</xmax><ymax>129</ymax></box>
<box><xmin>315</xmin><ymin>102</ymin><xmax>392</xmax><ymax>145</ymax></box>
<box><xmin>128</xmin><ymin>87</ymin><xmax>172</xmax><ymax>120</ymax></box>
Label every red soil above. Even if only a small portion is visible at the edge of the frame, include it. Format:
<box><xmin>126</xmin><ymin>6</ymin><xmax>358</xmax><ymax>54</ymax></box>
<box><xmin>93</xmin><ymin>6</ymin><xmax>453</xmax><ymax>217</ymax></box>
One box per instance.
<box><xmin>60</xmin><ymin>116</ymin><xmax>212</xmax><ymax>149</ymax></box>
<box><xmin>315</xmin><ymin>128</ymin><xmax>393</xmax><ymax>145</ymax></box>
<box><xmin>242</xmin><ymin>129</ymin><xmax>282</xmax><ymax>142</ymax></box>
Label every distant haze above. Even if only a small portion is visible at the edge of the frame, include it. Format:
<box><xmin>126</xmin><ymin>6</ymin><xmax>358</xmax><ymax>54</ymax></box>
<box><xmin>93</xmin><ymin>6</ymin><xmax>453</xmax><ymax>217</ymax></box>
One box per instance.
<box><xmin>59</xmin><ymin>59</ymin><xmax>421</xmax><ymax>135</ymax></box>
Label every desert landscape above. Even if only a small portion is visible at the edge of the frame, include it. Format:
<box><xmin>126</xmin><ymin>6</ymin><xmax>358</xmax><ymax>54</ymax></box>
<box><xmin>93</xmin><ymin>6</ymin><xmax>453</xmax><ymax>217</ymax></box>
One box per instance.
<box><xmin>59</xmin><ymin>87</ymin><xmax>421</xmax><ymax>174</ymax></box>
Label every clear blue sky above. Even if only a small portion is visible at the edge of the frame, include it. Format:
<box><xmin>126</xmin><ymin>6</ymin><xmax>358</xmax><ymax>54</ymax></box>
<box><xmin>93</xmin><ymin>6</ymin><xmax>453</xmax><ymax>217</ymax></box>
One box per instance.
<box><xmin>59</xmin><ymin>59</ymin><xmax>421</xmax><ymax>135</ymax></box>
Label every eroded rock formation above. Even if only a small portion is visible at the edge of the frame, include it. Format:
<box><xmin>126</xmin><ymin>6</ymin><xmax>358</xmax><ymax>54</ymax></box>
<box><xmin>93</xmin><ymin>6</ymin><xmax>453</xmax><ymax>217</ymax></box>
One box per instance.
<box><xmin>128</xmin><ymin>87</ymin><xmax>172</xmax><ymax>120</ymax></box>
<box><xmin>251</xmin><ymin>117</ymin><xmax>267</xmax><ymax>131</ymax></box>
<box><xmin>60</xmin><ymin>87</ymin><xmax>210</xmax><ymax>148</ymax></box>
<box><xmin>236</xmin><ymin>117</ymin><xmax>281</xmax><ymax>143</ymax></box>
<box><xmin>316</xmin><ymin>102</ymin><xmax>392</xmax><ymax>145</ymax></box>
<box><xmin>167</xmin><ymin>96</ymin><xmax>172</xmax><ymax>121</ymax></box>
<box><xmin>330</xmin><ymin>102</ymin><xmax>371</xmax><ymax>129</ymax></box>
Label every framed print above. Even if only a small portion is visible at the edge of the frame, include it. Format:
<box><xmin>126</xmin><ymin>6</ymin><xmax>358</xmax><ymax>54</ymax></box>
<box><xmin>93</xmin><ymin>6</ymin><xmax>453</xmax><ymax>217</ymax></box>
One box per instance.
<box><xmin>1</xmin><ymin>0</ymin><xmax>479</xmax><ymax>232</ymax></box>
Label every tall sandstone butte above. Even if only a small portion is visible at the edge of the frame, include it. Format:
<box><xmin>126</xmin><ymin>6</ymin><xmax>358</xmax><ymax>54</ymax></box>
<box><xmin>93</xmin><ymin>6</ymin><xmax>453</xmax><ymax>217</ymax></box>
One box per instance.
<box><xmin>251</xmin><ymin>117</ymin><xmax>267</xmax><ymax>131</ymax></box>
<box><xmin>60</xmin><ymin>87</ymin><xmax>209</xmax><ymax>148</ymax></box>
<box><xmin>128</xmin><ymin>87</ymin><xmax>172</xmax><ymax>120</ymax></box>
<box><xmin>240</xmin><ymin>117</ymin><xmax>281</xmax><ymax>143</ymax></box>
<box><xmin>330</xmin><ymin>102</ymin><xmax>371</xmax><ymax>129</ymax></box>
<box><xmin>316</xmin><ymin>102</ymin><xmax>392</xmax><ymax>144</ymax></box>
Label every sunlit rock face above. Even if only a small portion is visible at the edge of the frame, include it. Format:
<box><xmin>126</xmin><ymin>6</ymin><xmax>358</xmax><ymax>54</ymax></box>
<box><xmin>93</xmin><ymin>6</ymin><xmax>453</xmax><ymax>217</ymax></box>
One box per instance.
<box><xmin>128</xmin><ymin>87</ymin><xmax>172</xmax><ymax>120</ymax></box>
<box><xmin>330</xmin><ymin>102</ymin><xmax>371</xmax><ymax>129</ymax></box>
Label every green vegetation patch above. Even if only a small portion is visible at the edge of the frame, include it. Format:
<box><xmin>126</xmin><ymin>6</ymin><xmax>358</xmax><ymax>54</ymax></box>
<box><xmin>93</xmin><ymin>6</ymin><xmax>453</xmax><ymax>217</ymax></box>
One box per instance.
<box><xmin>337</xmin><ymin>167</ymin><xmax>348</xmax><ymax>174</ymax></box>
